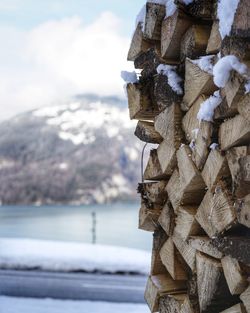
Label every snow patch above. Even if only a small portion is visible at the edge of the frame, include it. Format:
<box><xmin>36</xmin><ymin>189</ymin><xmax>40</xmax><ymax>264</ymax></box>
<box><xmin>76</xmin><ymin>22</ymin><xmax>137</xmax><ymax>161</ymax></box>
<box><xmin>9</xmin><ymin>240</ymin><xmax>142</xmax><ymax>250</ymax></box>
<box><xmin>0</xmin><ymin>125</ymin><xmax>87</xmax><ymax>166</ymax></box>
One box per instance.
<box><xmin>135</xmin><ymin>5</ymin><xmax>146</xmax><ymax>30</ymax></box>
<box><xmin>197</xmin><ymin>91</ymin><xmax>222</xmax><ymax>122</ymax></box>
<box><xmin>210</xmin><ymin>143</ymin><xmax>219</xmax><ymax>150</ymax></box>
<box><xmin>213</xmin><ymin>55</ymin><xmax>249</xmax><ymax>88</ymax></box>
<box><xmin>120</xmin><ymin>71</ymin><xmax>138</xmax><ymax>84</ymax></box>
<box><xmin>191</xmin><ymin>55</ymin><xmax>215</xmax><ymax>74</ymax></box>
<box><xmin>157</xmin><ymin>64</ymin><xmax>183</xmax><ymax>95</ymax></box>
<box><xmin>58</xmin><ymin>163</ymin><xmax>68</xmax><ymax>170</ymax></box>
<box><xmin>217</xmin><ymin>0</ymin><xmax>240</xmax><ymax>39</ymax></box>
<box><xmin>0</xmin><ymin>238</ymin><xmax>150</xmax><ymax>275</ymax></box>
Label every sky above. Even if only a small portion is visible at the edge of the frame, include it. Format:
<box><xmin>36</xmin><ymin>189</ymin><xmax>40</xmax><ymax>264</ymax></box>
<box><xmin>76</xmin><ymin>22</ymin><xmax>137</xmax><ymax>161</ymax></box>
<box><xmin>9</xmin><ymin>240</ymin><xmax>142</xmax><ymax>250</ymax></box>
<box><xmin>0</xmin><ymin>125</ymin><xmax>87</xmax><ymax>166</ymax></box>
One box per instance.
<box><xmin>0</xmin><ymin>0</ymin><xmax>145</xmax><ymax>120</ymax></box>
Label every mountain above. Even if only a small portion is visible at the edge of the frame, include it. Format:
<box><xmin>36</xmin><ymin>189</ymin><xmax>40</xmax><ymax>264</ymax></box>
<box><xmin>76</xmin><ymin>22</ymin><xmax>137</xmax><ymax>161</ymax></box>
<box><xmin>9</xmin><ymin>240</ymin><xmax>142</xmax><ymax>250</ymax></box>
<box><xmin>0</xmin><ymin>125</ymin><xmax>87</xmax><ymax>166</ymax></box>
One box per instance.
<box><xmin>0</xmin><ymin>95</ymin><xmax>144</xmax><ymax>205</ymax></box>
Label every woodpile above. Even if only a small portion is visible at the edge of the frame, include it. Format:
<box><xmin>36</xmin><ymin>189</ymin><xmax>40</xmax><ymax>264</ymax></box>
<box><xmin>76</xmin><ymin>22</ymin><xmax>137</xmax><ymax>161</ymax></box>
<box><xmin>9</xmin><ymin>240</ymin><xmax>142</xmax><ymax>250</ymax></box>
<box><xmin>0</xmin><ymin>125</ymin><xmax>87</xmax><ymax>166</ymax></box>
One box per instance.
<box><xmin>124</xmin><ymin>1</ymin><xmax>250</xmax><ymax>312</ymax></box>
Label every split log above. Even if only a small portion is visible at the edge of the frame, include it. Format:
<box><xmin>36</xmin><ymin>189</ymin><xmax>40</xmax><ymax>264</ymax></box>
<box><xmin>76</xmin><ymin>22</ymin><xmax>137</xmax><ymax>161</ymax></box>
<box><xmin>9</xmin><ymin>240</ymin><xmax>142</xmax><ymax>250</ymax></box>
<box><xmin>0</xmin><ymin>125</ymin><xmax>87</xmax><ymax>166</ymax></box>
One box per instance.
<box><xmin>195</xmin><ymin>183</ymin><xmax>237</xmax><ymax>238</ymax></box>
<box><xmin>189</xmin><ymin>236</ymin><xmax>223</xmax><ymax>259</ymax></box>
<box><xmin>202</xmin><ymin>148</ymin><xmax>230</xmax><ymax>192</ymax></box>
<box><xmin>153</xmin><ymin>74</ymin><xmax>183</xmax><ymax>111</ymax></box>
<box><xmin>182</xmin><ymin>58</ymin><xmax>217</xmax><ymax>111</ymax></box>
<box><xmin>220</xmin><ymin>303</ymin><xmax>247</xmax><ymax>313</ymax></box>
<box><xmin>134</xmin><ymin>48</ymin><xmax>165</xmax><ymax>77</ymax></box>
<box><xmin>191</xmin><ymin>121</ymin><xmax>214</xmax><ymax>170</ymax></box>
<box><xmin>172</xmin><ymin>232</ymin><xmax>196</xmax><ymax>271</ymax></box>
<box><xmin>238</xmin><ymin>93</ymin><xmax>250</xmax><ymax>122</ymax></box>
<box><xmin>176</xmin><ymin>0</ymin><xmax>214</xmax><ymax>20</ymax></box>
<box><xmin>177</xmin><ymin>145</ymin><xmax>206</xmax><ymax>202</ymax></box>
<box><xmin>160</xmin><ymin>237</ymin><xmax>188</xmax><ymax>280</ymax></box>
<box><xmin>196</xmin><ymin>252</ymin><xmax>239</xmax><ymax>313</ymax></box>
<box><xmin>212</xmin><ymin>237</ymin><xmax>250</xmax><ymax>265</ymax></box>
<box><xmin>127</xmin><ymin>23</ymin><xmax>151</xmax><ymax>61</ymax></box>
<box><xmin>226</xmin><ymin>146</ymin><xmax>250</xmax><ymax>197</ymax></box>
<box><xmin>144</xmin><ymin>149</ymin><xmax>168</xmax><ymax>181</ymax></box>
<box><xmin>180</xmin><ymin>295</ymin><xmax>200</xmax><ymax>313</ymax></box>
<box><xmin>231</xmin><ymin>0</ymin><xmax>250</xmax><ymax>38</ymax></box>
<box><xmin>138</xmin><ymin>181</ymin><xmax>168</xmax><ymax>206</ymax></box>
<box><xmin>161</xmin><ymin>10</ymin><xmax>192</xmax><ymax>61</ymax></box>
<box><xmin>134</xmin><ymin>121</ymin><xmax>163</xmax><ymax>144</ymax></box>
<box><xmin>182</xmin><ymin>95</ymin><xmax>207</xmax><ymax>142</ymax></box>
<box><xmin>157</xmin><ymin>139</ymin><xmax>178</xmax><ymax>177</ymax></box>
<box><xmin>139</xmin><ymin>200</ymin><xmax>162</xmax><ymax>232</ymax></box>
<box><xmin>166</xmin><ymin>169</ymin><xmax>182</xmax><ymax>211</ymax></box>
<box><xmin>158</xmin><ymin>202</ymin><xmax>175</xmax><ymax>236</ymax></box>
<box><xmin>159</xmin><ymin>294</ymin><xmax>186</xmax><ymax>313</ymax></box>
<box><xmin>180</xmin><ymin>25</ymin><xmax>211</xmax><ymax>62</ymax></box>
<box><xmin>214</xmin><ymin>95</ymin><xmax>238</xmax><ymax>120</ymax></box>
<box><xmin>174</xmin><ymin>206</ymin><xmax>202</xmax><ymax>241</ymax></box>
<box><xmin>127</xmin><ymin>82</ymin><xmax>158</xmax><ymax>120</ymax></box>
<box><xmin>235</xmin><ymin>194</ymin><xmax>250</xmax><ymax>228</ymax></box>
<box><xmin>144</xmin><ymin>274</ymin><xmax>186</xmax><ymax>312</ymax></box>
<box><xmin>221</xmin><ymin>37</ymin><xmax>250</xmax><ymax>62</ymax></box>
<box><xmin>206</xmin><ymin>21</ymin><xmax>222</xmax><ymax>54</ymax></box>
<box><xmin>240</xmin><ymin>285</ymin><xmax>250</xmax><ymax>313</ymax></box>
<box><xmin>221</xmin><ymin>255</ymin><xmax>249</xmax><ymax>295</ymax></box>
<box><xmin>151</xmin><ymin>226</ymin><xmax>169</xmax><ymax>275</ymax></box>
<box><xmin>219</xmin><ymin>115</ymin><xmax>250</xmax><ymax>151</ymax></box>
<box><xmin>144</xmin><ymin>2</ymin><xmax>166</xmax><ymax>41</ymax></box>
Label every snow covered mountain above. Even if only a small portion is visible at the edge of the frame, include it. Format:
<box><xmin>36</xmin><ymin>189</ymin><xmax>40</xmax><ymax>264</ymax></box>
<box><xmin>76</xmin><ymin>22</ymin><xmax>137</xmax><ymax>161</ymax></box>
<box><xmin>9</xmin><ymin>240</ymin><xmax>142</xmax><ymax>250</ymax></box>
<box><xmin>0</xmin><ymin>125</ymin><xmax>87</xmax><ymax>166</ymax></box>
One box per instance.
<box><xmin>0</xmin><ymin>95</ymin><xmax>143</xmax><ymax>205</ymax></box>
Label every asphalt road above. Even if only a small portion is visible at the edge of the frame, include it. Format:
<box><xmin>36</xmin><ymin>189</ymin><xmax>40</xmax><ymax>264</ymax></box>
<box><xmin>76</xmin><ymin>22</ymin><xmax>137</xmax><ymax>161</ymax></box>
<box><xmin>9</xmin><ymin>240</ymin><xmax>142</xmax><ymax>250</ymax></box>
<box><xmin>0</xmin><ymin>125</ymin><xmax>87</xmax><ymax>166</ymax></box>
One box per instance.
<box><xmin>0</xmin><ymin>270</ymin><xmax>147</xmax><ymax>303</ymax></box>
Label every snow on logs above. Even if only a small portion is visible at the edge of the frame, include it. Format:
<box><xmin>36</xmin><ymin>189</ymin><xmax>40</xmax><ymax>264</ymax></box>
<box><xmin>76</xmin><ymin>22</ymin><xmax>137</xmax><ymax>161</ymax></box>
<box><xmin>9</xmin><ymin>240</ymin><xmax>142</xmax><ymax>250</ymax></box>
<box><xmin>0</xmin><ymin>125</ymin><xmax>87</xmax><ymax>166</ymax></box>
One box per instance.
<box><xmin>124</xmin><ymin>0</ymin><xmax>250</xmax><ymax>312</ymax></box>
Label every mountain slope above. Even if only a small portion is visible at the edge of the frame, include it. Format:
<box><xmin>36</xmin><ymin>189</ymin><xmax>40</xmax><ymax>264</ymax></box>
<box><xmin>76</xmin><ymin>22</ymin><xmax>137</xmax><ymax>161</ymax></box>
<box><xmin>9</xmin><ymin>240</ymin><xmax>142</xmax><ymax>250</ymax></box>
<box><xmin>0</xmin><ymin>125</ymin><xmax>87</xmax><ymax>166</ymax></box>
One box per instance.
<box><xmin>0</xmin><ymin>95</ymin><xmax>143</xmax><ymax>205</ymax></box>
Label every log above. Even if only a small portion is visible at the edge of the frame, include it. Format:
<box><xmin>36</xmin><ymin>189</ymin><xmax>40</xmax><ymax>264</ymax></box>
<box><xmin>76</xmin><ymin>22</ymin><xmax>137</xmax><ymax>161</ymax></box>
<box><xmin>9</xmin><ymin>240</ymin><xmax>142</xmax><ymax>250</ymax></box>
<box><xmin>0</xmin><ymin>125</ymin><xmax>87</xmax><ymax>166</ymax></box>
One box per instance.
<box><xmin>191</xmin><ymin>121</ymin><xmax>214</xmax><ymax>170</ymax></box>
<box><xmin>231</xmin><ymin>0</ymin><xmax>250</xmax><ymax>38</ymax></box>
<box><xmin>158</xmin><ymin>202</ymin><xmax>175</xmax><ymax>236</ymax></box>
<box><xmin>226</xmin><ymin>146</ymin><xmax>250</xmax><ymax>197</ymax></box>
<box><xmin>195</xmin><ymin>183</ymin><xmax>237</xmax><ymax>238</ymax></box>
<box><xmin>238</xmin><ymin>93</ymin><xmax>250</xmax><ymax>122</ymax></box>
<box><xmin>182</xmin><ymin>95</ymin><xmax>207</xmax><ymax>142</ymax></box>
<box><xmin>214</xmin><ymin>95</ymin><xmax>238</xmax><ymax>120</ymax></box>
<box><xmin>240</xmin><ymin>285</ymin><xmax>250</xmax><ymax>313</ymax></box>
<box><xmin>161</xmin><ymin>10</ymin><xmax>192</xmax><ymax>61</ymax></box>
<box><xmin>221</xmin><ymin>255</ymin><xmax>249</xmax><ymax>295</ymax></box>
<box><xmin>220</xmin><ymin>303</ymin><xmax>247</xmax><ymax>313</ymax></box>
<box><xmin>180</xmin><ymin>295</ymin><xmax>199</xmax><ymax>313</ymax></box>
<box><xmin>159</xmin><ymin>294</ymin><xmax>186</xmax><ymax>313</ymax></box>
<box><xmin>138</xmin><ymin>181</ymin><xmax>168</xmax><ymax>206</ymax></box>
<box><xmin>177</xmin><ymin>145</ymin><xmax>206</xmax><ymax>202</ymax></box>
<box><xmin>135</xmin><ymin>121</ymin><xmax>163</xmax><ymax>144</ymax></box>
<box><xmin>144</xmin><ymin>2</ymin><xmax>166</xmax><ymax>41</ymax></box>
<box><xmin>206</xmin><ymin>20</ymin><xmax>222</xmax><ymax>54</ymax></box>
<box><xmin>221</xmin><ymin>36</ymin><xmax>250</xmax><ymax>62</ymax></box>
<box><xmin>127</xmin><ymin>82</ymin><xmax>158</xmax><ymax>120</ymax></box>
<box><xmin>176</xmin><ymin>0</ymin><xmax>214</xmax><ymax>20</ymax></box>
<box><xmin>160</xmin><ymin>237</ymin><xmax>188</xmax><ymax>281</ymax></box>
<box><xmin>157</xmin><ymin>139</ymin><xmax>178</xmax><ymax>177</ymax></box>
<box><xmin>166</xmin><ymin>169</ymin><xmax>182</xmax><ymax>211</ymax></box>
<box><xmin>127</xmin><ymin>23</ymin><xmax>151</xmax><ymax>61</ymax></box>
<box><xmin>189</xmin><ymin>236</ymin><xmax>223</xmax><ymax>259</ymax></box>
<box><xmin>219</xmin><ymin>115</ymin><xmax>250</xmax><ymax>151</ymax></box>
<box><xmin>182</xmin><ymin>58</ymin><xmax>217</xmax><ymax>111</ymax></box>
<box><xmin>180</xmin><ymin>25</ymin><xmax>211</xmax><ymax>62</ymax></box>
<box><xmin>212</xmin><ymin>237</ymin><xmax>250</xmax><ymax>265</ymax></box>
<box><xmin>174</xmin><ymin>206</ymin><xmax>202</xmax><ymax>241</ymax></box>
<box><xmin>153</xmin><ymin>74</ymin><xmax>183</xmax><ymax>111</ymax></box>
<box><xmin>144</xmin><ymin>149</ymin><xmax>168</xmax><ymax>181</ymax></box>
<box><xmin>196</xmin><ymin>252</ymin><xmax>239</xmax><ymax>313</ymax></box>
<box><xmin>235</xmin><ymin>194</ymin><xmax>250</xmax><ymax>228</ymax></box>
<box><xmin>144</xmin><ymin>274</ymin><xmax>186</xmax><ymax>312</ymax></box>
<box><xmin>151</xmin><ymin>226</ymin><xmax>169</xmax><ymax>275</ymax></box>
<box><xmin>139</xmin><ymin>200</ymin><xmax>162</xmax><ymax>232</ymax></box>
<box><xmin>172</xmin><ymin>232</ymin><xmax>196</xmax><ymax>271</ymax></box>
<box><xmin>202</xmin><ymin>148</ymin><xmax>230</xmax><ymax>192</ymax></box>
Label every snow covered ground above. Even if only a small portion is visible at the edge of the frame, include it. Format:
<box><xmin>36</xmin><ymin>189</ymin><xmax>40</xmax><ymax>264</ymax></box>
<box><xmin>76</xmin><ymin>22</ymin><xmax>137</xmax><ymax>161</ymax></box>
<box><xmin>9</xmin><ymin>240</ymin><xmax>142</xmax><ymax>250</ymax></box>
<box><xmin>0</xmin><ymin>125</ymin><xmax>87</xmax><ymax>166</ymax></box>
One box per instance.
<box><xmin>0</xmin><ymin>238</ymin><xmax>151</xmax><ymax>275</ymax></box>
<box><xmin>0</xmin><ymin>297</ymin><xmax>150</xmax><ymax>313</ymax></box>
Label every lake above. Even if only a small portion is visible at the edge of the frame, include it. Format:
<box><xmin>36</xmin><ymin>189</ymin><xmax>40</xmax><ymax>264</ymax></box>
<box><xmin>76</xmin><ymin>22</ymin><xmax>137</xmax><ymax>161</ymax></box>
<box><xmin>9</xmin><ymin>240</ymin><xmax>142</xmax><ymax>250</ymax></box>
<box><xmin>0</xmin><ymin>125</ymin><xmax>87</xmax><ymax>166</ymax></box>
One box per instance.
<box><xmin>0</xmin><ymin>202</ymin><xmax>152</xmax><ymax>251</ymax></box>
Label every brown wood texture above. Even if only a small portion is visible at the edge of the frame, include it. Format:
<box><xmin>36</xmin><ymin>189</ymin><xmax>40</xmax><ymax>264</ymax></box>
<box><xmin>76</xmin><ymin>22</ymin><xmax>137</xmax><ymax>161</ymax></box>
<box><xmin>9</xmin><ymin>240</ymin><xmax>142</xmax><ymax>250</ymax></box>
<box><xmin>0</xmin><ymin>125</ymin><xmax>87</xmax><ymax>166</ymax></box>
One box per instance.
<box><xmin>134</xmin><ymin>121</ymin><xmax>163</xmax><ymax>144</ymax></box>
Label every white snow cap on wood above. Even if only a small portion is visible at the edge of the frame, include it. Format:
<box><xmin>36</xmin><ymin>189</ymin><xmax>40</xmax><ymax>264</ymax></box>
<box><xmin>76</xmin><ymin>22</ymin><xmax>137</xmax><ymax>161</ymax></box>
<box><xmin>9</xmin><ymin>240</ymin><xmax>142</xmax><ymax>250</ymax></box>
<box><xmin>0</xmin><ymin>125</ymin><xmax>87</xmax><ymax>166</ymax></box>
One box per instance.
<box><xmin>121</xmin><ymin>71</ymin><xmax>138</xmax><ymax>84</ymax></box>
<box><xmin>157</xmin><ymin>64</ymin><xmax>183</xmax><ymax>95</ymax></box>
<box><xmin>210</xmin><ymin>143</ymin><xmax>219</xmax><ymax>150</ymax></box>
<box><xmin>191</xmin><ymin>55</ymin><xmax>215</xmax><ymax>74</ymax></box>
<box><xmin>135</xmin><ymin>4</ymin><xmax>146</xmax><ymax>30</ymax></box>
<box><xmin>197</xmin><ymin>90</ymin><xmax>222</xmax><ymax>122</ymax></box>
<box><xmin>217</xmin><ymin>0</ymin><xmax>240</xmax><ymax>39</ymax></box>
<box><xmin>213</xmin><ymin>55</ymin><xmax>250</xmax><ymax>88</ymax></box>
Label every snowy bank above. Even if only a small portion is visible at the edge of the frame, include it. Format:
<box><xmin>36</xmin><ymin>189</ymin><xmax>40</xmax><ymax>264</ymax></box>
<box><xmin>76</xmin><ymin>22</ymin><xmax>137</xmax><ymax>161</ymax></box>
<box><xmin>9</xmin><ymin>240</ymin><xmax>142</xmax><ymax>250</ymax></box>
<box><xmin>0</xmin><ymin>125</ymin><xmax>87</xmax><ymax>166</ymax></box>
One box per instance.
<box><xmin>0</xmin><ymin>238</ymin><xmax>151</xmax><ymax>275</ymax></box>
<box><xmin>0</xmin><ymin>297</ymin><xmax>149</xmax><ymax>313</ymax></box>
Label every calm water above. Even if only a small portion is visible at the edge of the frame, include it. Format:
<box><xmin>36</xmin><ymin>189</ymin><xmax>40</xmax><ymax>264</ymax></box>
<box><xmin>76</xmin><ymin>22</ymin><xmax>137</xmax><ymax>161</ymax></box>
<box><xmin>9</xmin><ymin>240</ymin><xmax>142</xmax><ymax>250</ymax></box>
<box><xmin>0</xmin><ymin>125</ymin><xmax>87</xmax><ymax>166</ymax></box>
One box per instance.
<box><xmin>0</xmin><ymin>202</ymin><xmax>152</xmax><ymax>251</ymax></box>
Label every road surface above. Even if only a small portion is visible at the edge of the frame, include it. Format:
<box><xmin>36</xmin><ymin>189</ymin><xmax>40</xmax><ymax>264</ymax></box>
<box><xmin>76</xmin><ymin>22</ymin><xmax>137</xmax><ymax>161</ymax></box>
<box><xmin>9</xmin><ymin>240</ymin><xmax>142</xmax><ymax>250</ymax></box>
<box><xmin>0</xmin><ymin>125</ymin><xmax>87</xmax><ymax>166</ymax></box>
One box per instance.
<box><xmin>0</xmin><ymin>270</ymin><xmax>147</xmax><ymax>303</ymax></box>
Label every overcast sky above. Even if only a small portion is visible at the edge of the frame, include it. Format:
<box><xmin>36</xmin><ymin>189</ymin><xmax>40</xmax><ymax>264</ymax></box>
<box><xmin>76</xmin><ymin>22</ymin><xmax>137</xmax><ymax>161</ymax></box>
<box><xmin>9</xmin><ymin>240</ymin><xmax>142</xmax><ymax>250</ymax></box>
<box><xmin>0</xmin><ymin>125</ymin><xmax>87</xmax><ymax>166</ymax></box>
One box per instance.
<box><xmin>0</xmin><ymin>0</ymin><xmax>145</xmax><ymax>120</ymax></box>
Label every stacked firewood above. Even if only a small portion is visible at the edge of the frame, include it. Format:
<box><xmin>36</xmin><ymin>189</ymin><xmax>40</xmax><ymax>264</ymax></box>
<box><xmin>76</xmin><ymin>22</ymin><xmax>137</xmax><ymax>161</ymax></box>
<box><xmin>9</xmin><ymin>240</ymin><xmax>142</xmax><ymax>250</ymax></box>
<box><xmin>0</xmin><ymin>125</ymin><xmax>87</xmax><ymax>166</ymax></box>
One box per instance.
<box><xmin>124</xmin><ymin>0</ymin><xmax>250</xmax><ymax>312</ymax></box>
